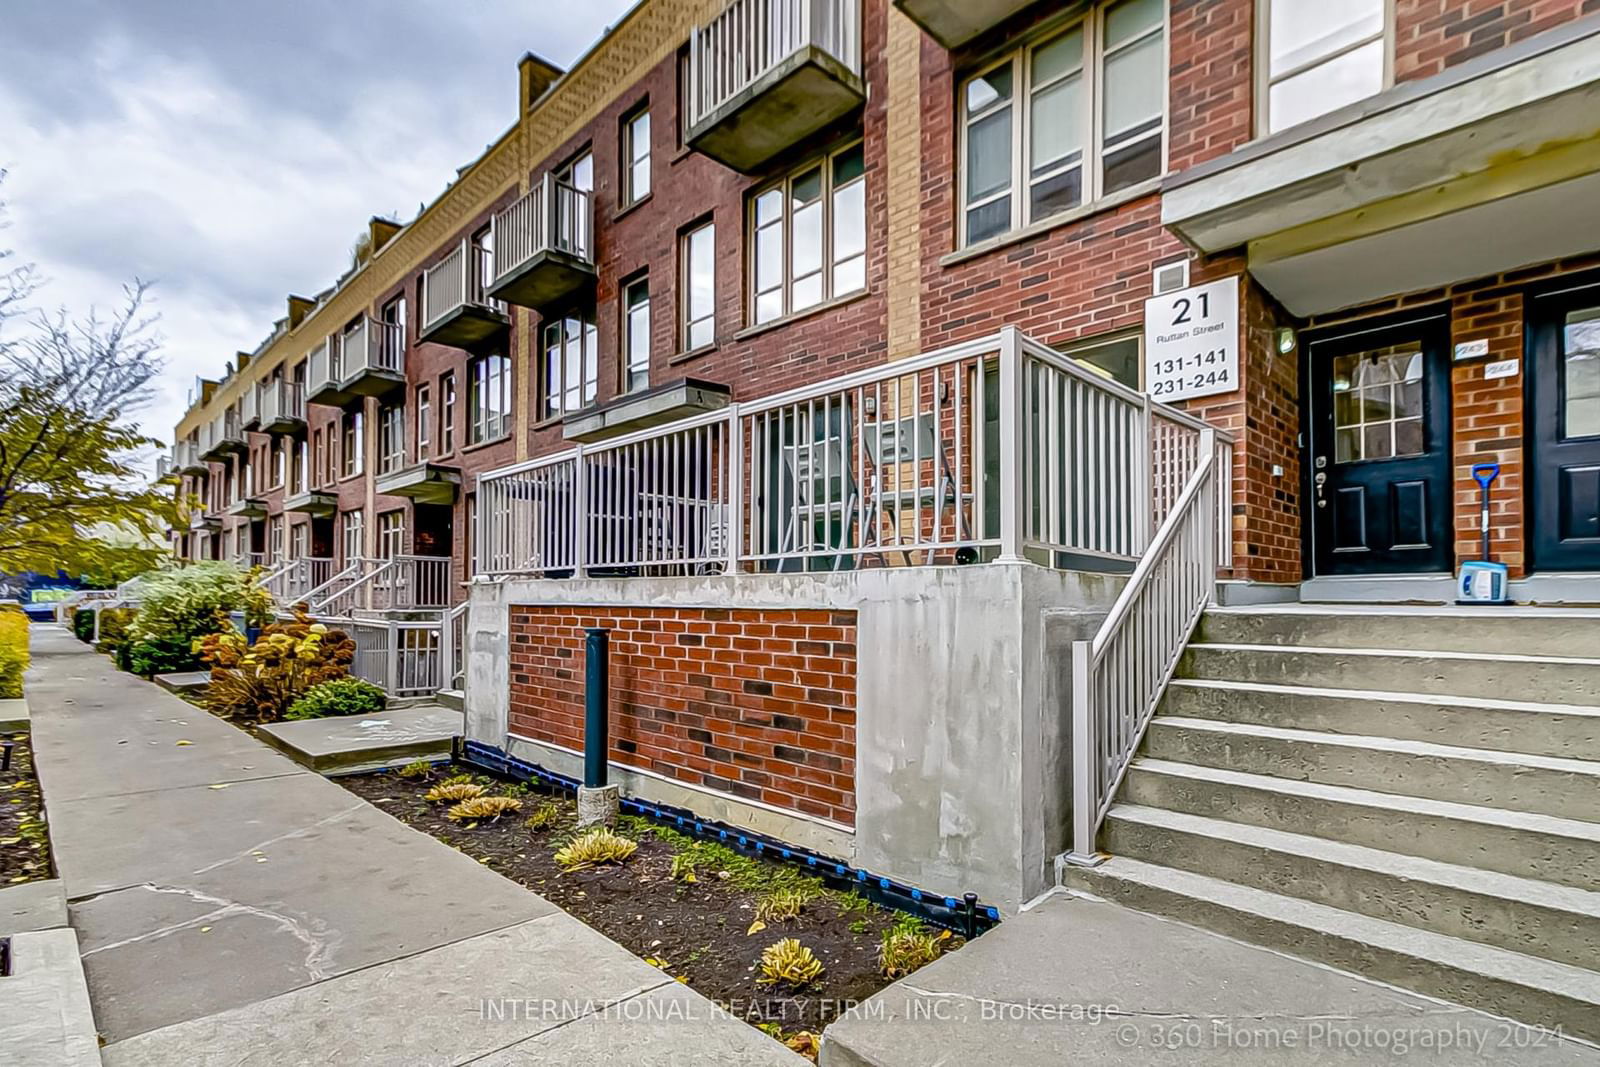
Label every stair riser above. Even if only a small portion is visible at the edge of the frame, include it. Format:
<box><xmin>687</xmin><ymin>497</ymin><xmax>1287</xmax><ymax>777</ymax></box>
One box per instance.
<box><xmin>1121</xmin><ymin>767</ymin><xmax>1600</xmax><ymax>892</ymax></box>
<box><xmin>1199</xmin><ymin>612</ymin><xmax>1600</xmax><ymax>657</ymax></box>
<box><xmin>1103</xmin><ymin>816</ymin><xmax>1600</xmax><ymax>972</ymax></box>
<box><xmin>1144</xmin><ymin>723</ymin><xmax>1600</xmax><ymax>823</ymax></box>
<box><xmin>1161</xmin><ymin>683</ymin><xmax>1600</xmax><ymax>762</ymax></box>
<box><xmin>1180</xmin><ymin>647</ymin><xmax>1600</xmax><ymax>704</ymax></box>
<box><xmin>1061</xmin><ymin>867</ymin><xmax>1600</xmax><ymax>1044</ymax></box>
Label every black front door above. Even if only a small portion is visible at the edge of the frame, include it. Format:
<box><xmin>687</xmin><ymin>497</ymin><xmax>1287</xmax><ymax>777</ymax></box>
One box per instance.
<box><xmin>1307</xmin><ymin>316</ymin><xmax>1454</xmax><ymax>576</ymax></box>
<box><xmin>1529</xmin><ymin>282</ymin><xmax>1600</xmax><ymax>571</ymax></box>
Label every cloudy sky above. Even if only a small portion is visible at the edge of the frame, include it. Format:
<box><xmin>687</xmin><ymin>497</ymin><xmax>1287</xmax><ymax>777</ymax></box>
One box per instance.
<box><xmin>0</xmin><ymin>0</ymin><xmax>638</xmax><ymax>472</ymax></box>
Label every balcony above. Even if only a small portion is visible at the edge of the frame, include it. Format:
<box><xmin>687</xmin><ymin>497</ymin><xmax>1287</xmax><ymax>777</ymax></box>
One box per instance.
<box><xmin>307</xmin><ymin>321</ymin><xmax>404</xmax><ymax>408</ymax></box>
<box><xmin>376</xmin><ymin>461</ymin><xmax>462</xmax><ymax>505</ymax></box>
<box><xmin>240</xmin><ymin>385</ymin><xmax>261</xmax><ymax>430</ymax></box>
<box><xmin>684</xmin><ymin>0</ymin><xmax>864</xmax><ymax>173</ymax></box>
<box><xmin>284</xmin><ymin>488</ymin><xmax>339</xmax><ymax>517</ymax></box>
<box><xmin>1162</xmin><ymin>18</ymin><xmax>1600</xmax><ymax>315</ymax></box>
<box><xmin>226</xmin><ymin>495</ymin><xmax>268</xmax><ymax>519</ymax></box>
<box><xmin>421</xmin><ymin>240</ymin><xmax>509</xmax><ymax>348</ymax></box>
<box><xmin>199</xmin><ymin>410</ymin><xmax>246</xmax><ymax>461</ymax></box>
<box><xmin>892</xmin><ymin>0</ymin><xmax>1034</xmax><ymax>49</ymax></box>
<box><xmin>488</xmin><ymin>176</ymin><xmax>596</xmax><ymax>311</ymax></box>
<box><xmin>175</xmin><ymin>441</ymin><xmax>207</xmax><ymax>476</ymax></box>
<box><xmin>155</xmin><ymin>455</ymin><xmax>173</xmax><ymax>480</ymax></box>
<box><xmin>189</xmin><ymin>508</ymin><xmax>222</xmax><ymax>533</ymax></box>
<box><xmin>259</xmin><ymin>380</ymin><xmax>308</xmax><ymax>434</ymax></box>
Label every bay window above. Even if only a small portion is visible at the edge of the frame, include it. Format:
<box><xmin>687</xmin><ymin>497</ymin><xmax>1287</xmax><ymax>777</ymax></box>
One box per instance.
<box><xmin>960</xmin><ymin>0</ymin><xmax>1165</xmax><ymax>247</ymax></box>
<box><xmin>750</xmin><ymin>141</ymin><xmax>866</xmax><ymax>326</ymax></box>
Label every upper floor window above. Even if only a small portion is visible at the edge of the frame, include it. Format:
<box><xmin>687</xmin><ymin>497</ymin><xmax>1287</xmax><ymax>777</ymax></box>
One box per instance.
<box><xmin>416</xmin><ymin>385</ymin><xmax>432</xmax><ymax>461</ymax></box>
<box><xmin>623</xmin><ymin>276</ymin><xmax>651</xmax><ymax>393</ymax></box>
<box><xmin>624</xmin><ymin>107</ymin><xmax>651</xmax><ymax>204</ymax></box>
<box><xmin>750</xmin><ymin>141</ymin><xmax>866</xmax><ymax>326</ymax></box>
<box><xmin>960</xmin><ymin>0</ymin><xmax>1164</xmax><ymax>247</ymax></box>
<box><xmin>468</xmin><ymin>352</ymin><xmax>511</xmax><ymax>444</ymax></box>
<box><xmin>342</xmin><ymin>410</ymin><xmax>364</xmax><ymax>478</ymax></box>
<box><xmin>441</xmin><ymin>372</ymin><xmax>457</xmax><ymax>454</ymax></box>
<box><xmin>342</xmin><ymin>508</ymin><xmax>364</xmax><ymax>564</ymax></box>
<box><xmin>1261</xmin><ymin>0</ymin><xmax>1387</xmax><ymax>135</ymax></box>
<box><xmin>681</xmin><ymin>222</ymin><xmax>716</xmax><ymax>352</ymax></box>
<box><xmin>377</xmin><ymin>509</ymin><xmax>406</xmax><ymax>559</ymax></box>
<box><xmin>378</xmin><ymin>402</ymin><xmax>406</xmax><ymax>475</ymax></box>
<box><xmin>540</xmin><ymin>316</ymin><xmax>597</xmax><ymax>420</ymax></box>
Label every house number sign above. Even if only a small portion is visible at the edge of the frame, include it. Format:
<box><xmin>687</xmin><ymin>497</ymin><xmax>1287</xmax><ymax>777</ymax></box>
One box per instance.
<box><xmin>1144</xmin><ymin>276</ymin><xmax>1240</xmax><ymax>402</ymax></box>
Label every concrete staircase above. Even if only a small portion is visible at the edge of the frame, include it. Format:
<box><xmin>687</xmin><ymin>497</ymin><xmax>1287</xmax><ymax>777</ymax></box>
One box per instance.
<box><xmin>1061</xmin><ymin>606</ymin><xmax>1600</xmax><ymax>1042</ymax></box>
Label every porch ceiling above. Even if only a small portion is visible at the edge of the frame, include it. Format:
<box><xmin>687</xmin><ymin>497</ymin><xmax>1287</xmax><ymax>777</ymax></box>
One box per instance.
<box><xmin>1162</xmin><ymin>16</ymin><xmax>1600</xmax><ymax>317</ymax></box>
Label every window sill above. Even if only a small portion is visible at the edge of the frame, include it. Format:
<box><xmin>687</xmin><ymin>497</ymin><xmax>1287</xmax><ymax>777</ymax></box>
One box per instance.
<box><xmin>461</xmin><ymin>433</ymin><xmax>513</xmax><ymax>456</ymax></box>
<box><xmin>668</xmin><ymin>342</ymin><xmax>718</xmax><ymax>366</ymax></box>
<box><xmin>732</xmin><ymin>288</ymin><xmax>870</xmax><ymax>343</ymax></box>
<box><xmin>338</xmin><ymin>473</ymin><xmax>364</xmax><ymax>485</ymax></box>
<box><xmin>939</xmin><ymin>178</ymin><xmax>1163</xmax><ymax>269</ymax></box>
<box><xmin>613</xmin><ymin>193</ymin><xmax>653</xmax><ymax>223</ymax></box>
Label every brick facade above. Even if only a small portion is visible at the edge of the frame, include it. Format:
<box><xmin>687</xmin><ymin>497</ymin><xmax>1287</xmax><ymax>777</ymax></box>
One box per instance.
<box><xmin>508</xmin><ymin>606</ymin><xmax>858</xmax><ymax>825</ymax></box>
<box><xmin>1394</xmin><ymin>0</ymin><xmax>1597</xmax><ymax>82</ymax></box>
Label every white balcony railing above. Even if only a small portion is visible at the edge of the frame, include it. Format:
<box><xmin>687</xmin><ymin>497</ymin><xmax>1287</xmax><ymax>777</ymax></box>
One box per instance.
<box><xmin>259</xmin><ymin>380</ymin><xmax>306</xmax><ymax>426</ymax></box>
<box><xmin>260</xmin><ymin>556</ymin><xmax>335</xmax><ymax>605</ymax></box>
<box><xmin>174</xmin><ymin>440</ymin><xmax>202</xmax><ymax>472</ymax></box>
<box><xmin>309</xmin><ymin>555</ymin><xmax>453</xmax><ymax>618</ymax></box>
<box><xmin>422</xmin><ymin>241</ymin><xmax>501</xmax><ymax>335</ymax></box>
<box><xmin>491</xmin><ymin>175</ymin><xmax>594</xmax><ymax>283</ymax></box>
<box><xmin>346</xmin><ymin>618</ymin><xmax>443</xmax><ymax>698</ymax></box>
<box><xmin>685</xmin><ymin>0</ymin><xmax>862</xmax><ymax>131</ymax></box>
<box><xmin>308</xmin><ymin>336</ymin><xmax>341</xmax><ymax>396</ymax></box>
<box><xmin>476</xmin><ymin>327</ymin><xmax>1234</xmax><ymax>580</ymax></box>
<box><xmin>344</xmin><ymin>316</ymin><xmax>404</xmax><ymax>378</ymax></box>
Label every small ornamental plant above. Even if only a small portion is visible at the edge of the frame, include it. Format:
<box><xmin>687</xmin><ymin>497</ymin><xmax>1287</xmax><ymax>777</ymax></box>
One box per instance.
<box><xmin>554</xmin><ymin>827</ymin><xmax>638</xmax><ymax>871</ymax></box>
<box><xmin>758</xmin><ymin>938</ymin><xmax>824</xmax><ymax>988</ymax></box>
<box><xmin>445</xmin><ymin>795</ymin><xmax>523</xmax><ymax>823</ymax></box>
<box><xmin>878</xmin><ymin>915</ymin><xmax>951</xmax><ymax>978</ymax></box>
<box><xmin>424</xmin><ymin>782</ymin><xmax>485</xmax><ymax>804</ymax></box>
<box><xmin>285</xmin><ymin>678</ymin><xmax>387</xmax><ymax>721</ymax></box>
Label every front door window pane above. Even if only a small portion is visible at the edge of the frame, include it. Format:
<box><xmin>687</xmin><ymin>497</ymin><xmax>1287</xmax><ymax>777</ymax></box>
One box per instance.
<box><xmin>1332</xmin><ymin>346</ymin><xmax>1425</xmax><ymax>463</ymax></box>
<box><xmin>1564</xmin><ymin>308</ymin><xmax>1600</xmax><ymax>439</ymax></box>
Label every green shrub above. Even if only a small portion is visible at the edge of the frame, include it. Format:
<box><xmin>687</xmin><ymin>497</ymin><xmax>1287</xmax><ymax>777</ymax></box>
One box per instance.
<box><xmin>72</xmin><ymin>606</ymin><xmax>96</xmax><ymax>642</ymax></box>
<box><xmin>126</xmin><ymin>563</ymin><xmax>271</xmax><ymax>674</ymax></box>
<box><xmin>95</xmin><ymin>607</ymin><xmax>136</xmax><ymax>670</ymax></box>
<box><xmin>284</xmin><ymin>677</ymin><xmax>387</xmax><ymax>721</ymax></box>
<box><xmin>0</xmin><ymin>605</ymin><xmax>28</xmax><ymax>698</ymax></box>
<box><xmin>202</xmin><ymin>614</ymin><xmax>358</xmax><ymax>723</ymax></box>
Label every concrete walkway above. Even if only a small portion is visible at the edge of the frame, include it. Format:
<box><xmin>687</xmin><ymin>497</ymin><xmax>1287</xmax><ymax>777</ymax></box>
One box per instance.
<box><xmin>822</xmin><ymin>890</ymin><xmax>1600</xmax><ymax>1065</ymax></box>
<box><xmin>25</xmin><ymin>625</ymin><xmax>802</xmax><ymax>1065</ymax></box>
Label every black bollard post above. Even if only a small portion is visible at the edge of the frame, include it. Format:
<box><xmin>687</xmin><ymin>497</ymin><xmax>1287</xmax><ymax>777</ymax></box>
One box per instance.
<box><xmin>962</xmin><ymin>892</ymin><xmax>979</xmax><ymax>939</ymax></box>
<box><xmin>583</xmin><ymin>628</ymin><xmax>610</xmax><ymax>789</ymax></box>
<box><xmin>1</xmin><ymin>741</ymin><xmax>12</xmax><ymax>773</ymax></box>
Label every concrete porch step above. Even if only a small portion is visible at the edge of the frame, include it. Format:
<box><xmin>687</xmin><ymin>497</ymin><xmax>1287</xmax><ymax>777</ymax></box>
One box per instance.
<box><xmin>256</xmin><ymin>704</ymin><xmax>462</xmax><ymax>774</ymax></box>
<box><xmin>1198</xmin><ymin>606</ymin><xmax>1600</xmax><ymax>657</ymax></box>
<box><xmin>1143</xmin><ymin>717</ymin><xmax>1600</xmax><ymax>822</ymax></box>
<box><xmin>1121</xmin><ymin>758</ymin><xmax>1600</xmax><ymax>891</ymax></box>
<box><xmin>1179</xmin><ymin>643</ymin><xmax>1600</xmax><ymax>705</ymax></box>
<box><xmin>1162</xmin><ymin>678</ymin><xmax>1600</xmax><ymax>761</ymax></box>
<box><xmin>1101</xmin><ymin>804</ymin><xmax>1600</xmax><ymax>972</ymax></box>
<box><xmin>1061</xmin><ymin>857</ymin><xmax>1600</xmax><ymax>1044</ymax></box>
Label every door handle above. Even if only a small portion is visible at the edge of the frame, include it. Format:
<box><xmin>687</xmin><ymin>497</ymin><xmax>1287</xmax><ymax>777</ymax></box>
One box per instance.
<box><xmin>1314</xmin><ymin>469</ymin><xmax>1327</xmax><ymax>508</ymax></box>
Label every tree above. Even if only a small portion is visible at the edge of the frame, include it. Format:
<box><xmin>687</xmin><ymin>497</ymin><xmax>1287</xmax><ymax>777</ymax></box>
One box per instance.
<box><xmin>0</xmin><ymin>174</ymin><xmax>175</xmax><ymax>580</ymax></box>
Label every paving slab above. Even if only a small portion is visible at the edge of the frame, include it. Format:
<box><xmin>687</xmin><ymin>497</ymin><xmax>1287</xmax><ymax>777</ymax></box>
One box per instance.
<box><xmin>100</xmin><ymin>913</ymin><xmax>807</xmax><ymax>1067</ymax></box>
<box><xmin>0</xmin><ymin>695</ymin><xmax>28</xmax><ymax>730</ymax></box>
<box><xmin>23</xmin><ymin>624</ymin><xmax>805</xmax><ymax>1064</ymax></box>
<box><xmin>256</xmin><ymin>703</ymin><xmax>462</xmax><ymax>773</ymax></box>
<box><xmin>821</xmin><ymin>891</ymin><xmax>1600</xmax><ymax>1066</ymax></box>
<box><xmin>153</xmin><ymin>671</ymin><xmax>210</xmax><ymax>695</ymax></box>
<box><xmin>0</xmin><ymin>928</ymin><xmax>102</xmax><ymax>1067</ymax></box>
<box><xmin>0</xmin><ymin>877</ymin><xmax>69</xmax><ymax>935</ymax></box>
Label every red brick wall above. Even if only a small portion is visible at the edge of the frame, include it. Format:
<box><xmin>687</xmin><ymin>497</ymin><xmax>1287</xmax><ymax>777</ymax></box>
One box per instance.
<box><xmin>1168</xmin><ymin>0</ymin><xmax>1256</xmax><ymax>171</ymax></box>
<box><xmin>508</xmin><ymin>606</ymin><xmax>858</xmax><ymax>825</ymax></box>
<box><xmin>1394</xmin><ymin>0</ymin><xmax>1596</xmax><ymax>82</ymax></box>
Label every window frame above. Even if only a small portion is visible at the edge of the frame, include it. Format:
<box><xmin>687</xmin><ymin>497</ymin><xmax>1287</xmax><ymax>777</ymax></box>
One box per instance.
<box><xmin>1254</xmin><ymin>0</ymin><xmax>1395</xmax><ymax>137</ymax></box>
<box><xmin>537</xmin><ymin>316</ymin><xmax>598</xmax><ymax>421</ymax></box>
<box><xmin>378</xmin><ymin>401</ymin><xmax>406</xmax><ymax>475</ymax></box>
<box><xmin>680</xmin><ymin>220</ymin><xmax>716</xmax><ymax>354</ymax></box>
<box><xmin>341</xmin><ymin>508</ymin><xmax>365</xmax><ymax>565</ymax></box>
<box><xmin>622</xmin><ymin>104</ymin><xmax>652</xmax><ymax>205</ymax></box>
<box><xmin>440</xmin><ymin>372</ymin><xmax>456</xmax><ymax>455</ymax></box>
<box><xmin>341</xmin><ymin>410</ymin><xmax>365</xmax><ymax>478</ymax></box>
<box><xmin>467</xmin><ymin>352</ymin><xmax>512</xmax><ymax>445</ymax></box>
<box><xmin>955</xmin><ymin>0</ymin><xmax>1169</xmax><ymax>250</ymax></box>
<box><xmin>416</xmin><ymin>384</ymin><xmax>432</xmax><ymax>461</ymax></box>
<box><xmin>376</xmin><ymin>509</ymin><xmax>406</xmax><ymax>560</ymax></box>
<box><xmin>622</xmin><ymin>274</ymin><xmax>651</xmax><ymax>393</ymax></box>
<box><xmin>1059</xmin><ymin>328</ymin><xmax>1144</xmax><ymax>392</ymax></box>
<box><xmin>746</xmin><ymin>139</ymin><xmax>868</xmax><ymax>328</ymax></box>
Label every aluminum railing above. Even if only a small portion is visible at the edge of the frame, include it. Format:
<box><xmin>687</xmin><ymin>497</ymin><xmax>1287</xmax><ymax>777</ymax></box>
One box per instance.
<box><xmin>343</xmin><ymin>316</ymin><xmax>403</xmax><ymax>378</ymax></box>
<box><xmin>686</xmin><ymin>0</ymin><xmax>862</xmax><ymax>131</ymax></box>
<box><xmin>311</xmin><ymin>555</ymin><xmax>453</xmax><ymax>618</ymax></box>
<box><xmin>346</xmin><ymin>617</ymin><xmax>444</xmax><ymax>698</ymax></box>
<box><xmin>260</xmin><ymin>557</ymin><xmax>335</xmax><ymax>605</ymax></box>
<box><xmin>308</xmin><ymin>336</ymin><xmax>340</xmax><ymax>396</ymax></box>
<box><xmin>491</xmin><ymin>175</ymin><xmax>594</xmax><ymax>283</ymax></box>
<box><xmin>439</xmin><ymin>601</ymin><xmax>468</xmax><ymax>694</ymax></box>
<box><xmin>174</xmin><ymin>440</ymin><xmax>202</xmax><ymax>472</ymax></box>
<box><xmin>422</xmin><ymin>241</ymin><xmax>501</xmax><ymax>334</ymax></box>
<box><xmin>477</xmin><ymin>327</ymin><xmax>1234</xmax><ymax>579</ymax></box>
<box><xmin>259</xmin><ymin>380</ymin><xmax>306</xmax><ymax>425</ymax></box>
<box><xmin>1064</xmin><ymin>432</ymin><xmax>1222</xmax><ymax>866</ymax></box>
<box><xmin>240</xmin><ymin>386</ymin><xmax>259</xmax><ymax>427</ymax></box>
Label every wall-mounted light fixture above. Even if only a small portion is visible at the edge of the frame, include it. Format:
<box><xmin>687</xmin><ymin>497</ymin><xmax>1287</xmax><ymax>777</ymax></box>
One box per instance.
<box><xmin>1276</xmin><ymin>327</ymin><xmax>1297</xmax><ymax>355</ymax></box>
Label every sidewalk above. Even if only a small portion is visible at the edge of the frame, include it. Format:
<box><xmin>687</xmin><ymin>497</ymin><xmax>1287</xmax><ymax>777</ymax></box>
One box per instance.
<box><xmin>25</xmin><ymin>625</ymin><xmax>802</xmax><ymax>1065</ymax></box>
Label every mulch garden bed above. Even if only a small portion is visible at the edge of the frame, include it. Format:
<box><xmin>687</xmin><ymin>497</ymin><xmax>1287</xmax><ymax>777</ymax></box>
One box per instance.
<box><xmin>0</xmin><ymin>733</ymin><xmax>51</xmax><ymax>886</ymax></box>
<box><xmin>338</xmin><ymin>761</ymin><xmax>965</xmax><ymax>1057</ymax></box>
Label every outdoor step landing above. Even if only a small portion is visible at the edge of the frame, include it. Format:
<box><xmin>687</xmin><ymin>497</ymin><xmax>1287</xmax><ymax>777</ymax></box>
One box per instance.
<box><xmin>151</xmin><ymin>671</ymin><xmax>209</xmax><ymax>696</ymax></box>
<box><xmin>256</xmin><ymin>703</ymin><xmax>461</xmax><ymax>773</ymax></box>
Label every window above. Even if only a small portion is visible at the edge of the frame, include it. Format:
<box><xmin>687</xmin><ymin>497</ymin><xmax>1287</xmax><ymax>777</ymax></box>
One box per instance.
<box><xmin>468</xmin><ymin>353</ymin><xmax>512</xmax><ymax>444</ymax></box>
<box><xmin>378</xmin><ymin>402</ymin><xmax>406</xmax><ymax>474</ymax></box>
<box><xmin>750</xmin><ymin>142</ymin><xmax>866</xmax><ymax>325</ymax></box>
<box><xmin>312</xmin><ymin>429</ymin><xmax>324</xmax><ymax>489</ymax></box>
<box><xmin>290</xmin><ymin>521</ymin><xmax>308</xmax><ymax>561</ymax></box>
<box><xmin>341</xmin><ymin>509</ymin><xmax>365</xmax><ymax>564</ymax></box>
<box><xmin>624</xmin><ymin>107</ymin><xmax>651</xmax><ymax>204</ymax></box>
<box><xmin>272</xmin><ymin>439</ymin><xmax>286</xmax><ymax>488</ymax></box>
<box><xmin>540</xmin><ymin>316</ymin><xmax>598</xmax><ymax>419</ymax></box>
<box><xmin>623</xmin><ymin>276</ymin><xmax>650</xmax><ymax>392</ymax></box>
<box><xmin>959</xmin><ymin>0</ymin><xmax>1164</xmax><ymax>247</ymax></box>
<box><xmin>270</xmin><ymin>517</ymin><xmax>285</xmax><ymax>564</ymax></box>
<box><xmin>441</xmin><ymin>373</ymin><xmax>456</xmax><ymax>453</ymax></box>
<box><xmin>416</xmin><ymin>385</ymin><xmax>432</xmax><ymax>461</ymax></box>
<box><xmin>556</xmin><ymin>151</ymin><xmax>594</xmax><ymax>260</ymax></box>
<box><xmin>681</xmin><ymin>222</ymin><xmax>715</xmax><ymax>352</ymax></box>
<box><xmin>1062</xmin><ymin>331</ymin><xmax>1142</xmax><ymax>391</ymax></box>
<box><xmin>292</xmin><ymin>439</ymin><xmax>308</xmax><ymax>495</ymax></box>
<box><xmin>1261</xmin><ymin>0</ymin><xmax>1386</xmax><ymax>135</ymax></box>
<box><xmin>342</xmin><ymin>410</ymin><xmax>364</xmax><ymax>477</ymax></box>
<box><xmin>1333</xmin><ymin>345</ymin><xmax>1425</xmax><ymax>462</ymax></box>
<box><xmin>380</xmin><ymin>294</ymin><xmax>407</xmax><ymax>366</ymax></box>
<box><xmin>377</xmin><ymin>510</ymin><xmax>406</xmax><ymax>559</ymax></box>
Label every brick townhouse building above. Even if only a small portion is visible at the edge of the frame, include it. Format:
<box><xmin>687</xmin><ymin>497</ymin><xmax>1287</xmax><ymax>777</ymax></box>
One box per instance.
<box><xmin>162</xmin><ymin>0</ymin><xmax>1600</xmax><ymax>1028</ymax></box>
